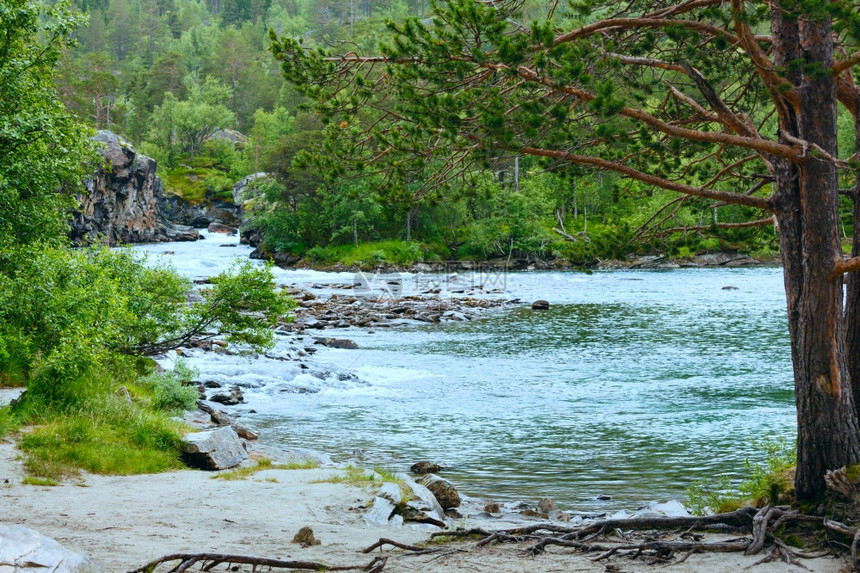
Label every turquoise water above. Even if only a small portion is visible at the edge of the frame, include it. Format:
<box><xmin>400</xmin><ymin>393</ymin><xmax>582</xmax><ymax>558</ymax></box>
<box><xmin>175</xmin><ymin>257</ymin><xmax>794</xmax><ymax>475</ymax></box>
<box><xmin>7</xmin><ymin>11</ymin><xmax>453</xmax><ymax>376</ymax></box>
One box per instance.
<box><xmin>252</xmin><ymin>268</ymin><xmax>794</xmax><ymax>511</ymax></box>
<box><xmin>133</xmin><ymin>236</ymin><xmax>795</xmax><ymax>511</ymax></box>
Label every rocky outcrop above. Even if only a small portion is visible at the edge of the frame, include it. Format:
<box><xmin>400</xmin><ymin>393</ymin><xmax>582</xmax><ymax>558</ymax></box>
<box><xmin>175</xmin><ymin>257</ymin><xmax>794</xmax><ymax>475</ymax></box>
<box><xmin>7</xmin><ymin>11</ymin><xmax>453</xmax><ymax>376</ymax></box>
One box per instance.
<box><xmin>70</xmin><ymin>131</ymin><xmax>199</xmax><ymax>245</ymax></box>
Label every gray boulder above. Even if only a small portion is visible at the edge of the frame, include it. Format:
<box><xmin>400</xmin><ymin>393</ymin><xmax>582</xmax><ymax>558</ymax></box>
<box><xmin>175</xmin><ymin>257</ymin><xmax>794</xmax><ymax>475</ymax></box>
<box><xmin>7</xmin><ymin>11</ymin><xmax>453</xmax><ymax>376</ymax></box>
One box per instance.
<box><xmin>404</xmin><ymin>479</ymin><xmax>447</xmax><ymax>527</ymax></box>
<box><xmin>180</xmin><ymin>426</ymin><xmax>248</xmax><ymax>470</ymax></box>
<box><xmin>0</xmin><ymin>524</ymin><xmax>100</xmax><ymax>572</ymax></box>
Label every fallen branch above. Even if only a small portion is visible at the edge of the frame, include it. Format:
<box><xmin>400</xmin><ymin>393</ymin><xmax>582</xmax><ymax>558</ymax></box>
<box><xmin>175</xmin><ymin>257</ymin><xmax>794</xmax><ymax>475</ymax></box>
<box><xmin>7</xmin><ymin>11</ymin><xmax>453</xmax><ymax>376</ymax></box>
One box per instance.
<box><xmin>361</xmin><ymin>538</ymin><xmax>440</xmax><ymax>555</ymax></box>
<box><xmin>127</xmin><ymin>554</ymin><xmax>387</xmax><ymax>573</ymax></box>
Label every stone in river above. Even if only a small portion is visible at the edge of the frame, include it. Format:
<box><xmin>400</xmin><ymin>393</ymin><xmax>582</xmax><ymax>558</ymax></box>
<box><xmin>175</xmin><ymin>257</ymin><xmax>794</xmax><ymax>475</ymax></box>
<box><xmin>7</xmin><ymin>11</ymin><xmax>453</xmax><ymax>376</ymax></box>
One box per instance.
<box><xmin>207</xmin><ymin>222</ymin><xmax>238</xmax><ymax>235</ymax></box>
<box><xmin>313</xmin><ymin>337</ymin><xmax>359</xmax><ymax>349</ymax></box>
<box><xmin>531</xmin><ymin>299</ymin><xmax>550</xmax><ymax>310</ymax></box>
<box><xmin>180</xmin><ymin>426</ymin><xmax>248</xmax><ymax>470</ymax></box>
<box><xmin>209</xmin><ymin>385</ymin><xmax>243</xmax><ymax>405</ymax></box>
<box><xmin>410</xmin><ymin>461</ymin><xmax>444</xmax><ymax>474</ymax></box>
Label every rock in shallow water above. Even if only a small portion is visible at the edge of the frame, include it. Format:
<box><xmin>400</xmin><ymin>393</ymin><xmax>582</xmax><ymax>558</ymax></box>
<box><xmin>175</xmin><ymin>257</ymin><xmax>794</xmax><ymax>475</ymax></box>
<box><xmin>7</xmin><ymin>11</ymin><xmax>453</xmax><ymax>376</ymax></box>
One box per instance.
<box><xmin>419</xmin><ymin>474</ymin><xmax>461</xmax><ymax>509</ymax></box>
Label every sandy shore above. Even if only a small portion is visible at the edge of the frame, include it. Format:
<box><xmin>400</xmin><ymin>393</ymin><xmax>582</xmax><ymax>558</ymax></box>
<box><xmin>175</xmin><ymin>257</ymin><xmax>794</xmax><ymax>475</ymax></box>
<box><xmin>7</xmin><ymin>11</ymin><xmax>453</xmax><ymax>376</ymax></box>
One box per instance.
<box><xmin>0</xmin><ymin>435</ymin><xmax>852</xmax><ymax>573</ymax></box>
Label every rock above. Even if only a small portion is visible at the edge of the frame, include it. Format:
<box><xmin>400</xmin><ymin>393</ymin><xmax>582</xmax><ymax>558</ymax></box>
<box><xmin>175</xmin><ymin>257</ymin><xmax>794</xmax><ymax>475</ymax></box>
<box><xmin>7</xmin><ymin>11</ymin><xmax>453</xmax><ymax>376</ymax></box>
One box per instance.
<box><xmin>70</xmin><ymin>130</ymin><xmax>200</xmax><ymax>245</ymax></box>
<box><xmin>0</xmin><ymin>527</ymin><xmax>97</xmax><ymax>571</ymax></box>
<box><xmin>537</xmin><ymin>498</ymin><xmax>554</xmax><ymax>513</ymax></box>
<box><xmin>180</xmin><ymin>426</ymin><xmax>248</xmax><ymax>470</ymax></box>
<box><xmin>531</xmin><ymin>300</ymin><xmax>550</xmax><ymax>310</ymax></box>
<box><xmin>377</xmin><ymin>482</ymin><xmax>403</xmax><ymax>505</ymax></box>
<box><xmin>207</xmin><ymin>409</ymin><xmax>258</xmax><ymax>440</ymax></box>
<box><xmin>419</xmin><ymin>474</ymin><xmax>461</xmax><ymax>509</ymax></box>
<box><xmin>210</xmin><ymin>386</ymin><xmax>244</xmax><ymax>405</ymax></box>
<box><xmin>207</xmin><ymin>222</ymin><xmax>238</xmax><ymax>235</ymax></box>
<box><xmin>0</xmin><ymin>525</ymin><xmax>101</xmax><ymax>572</ymax></box>
<box><xmin>291</xmin><ymin>526</ymin><xmax>321</xmax><ymax>547</ymax></box>
<box><xmin>722</xmin><ymin>285</ymin><xmax>739</xmax><ymax>290</ymax></box>
<box><xmin>595</xmin><ymin>494</ymin><xmax>612</xmax><ymax>501</ymax></box>
<box><xmin>364</xmin><ymin>496</ymin><xmax>397</xmax><ymax>526</ymax></box>
<box><xmin>483</xmin><ymin>500</ymin><xmax>500</xmax><ymax>513</ymax></box>
<box><xmin>313</xmin><ymin>337</ymin><xmax>359</xmax><ymax>349</ymax></box>
<box><xmin>404</xmin><ymin>480</ymin><xmax>447</xmax><ymax>526</ymax></box>
<box><xmin>410</xmin><ymin>461</ymin><xmax>445</xmax><ymax>475</ymax></box>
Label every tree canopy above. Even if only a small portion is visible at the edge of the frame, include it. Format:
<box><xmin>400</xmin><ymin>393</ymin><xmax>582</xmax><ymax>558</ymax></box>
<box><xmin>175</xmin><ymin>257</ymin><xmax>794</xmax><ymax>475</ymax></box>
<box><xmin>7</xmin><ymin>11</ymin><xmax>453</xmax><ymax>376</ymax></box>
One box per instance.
<box><xmin>271</xmin><ymin>0</ymin><xmax>860</xmax><ymax>499</ymax></box>
<box><xmin>0</xmin><ymin>0</ymin><xmax>96</xmax><ymax>251</ymax></box>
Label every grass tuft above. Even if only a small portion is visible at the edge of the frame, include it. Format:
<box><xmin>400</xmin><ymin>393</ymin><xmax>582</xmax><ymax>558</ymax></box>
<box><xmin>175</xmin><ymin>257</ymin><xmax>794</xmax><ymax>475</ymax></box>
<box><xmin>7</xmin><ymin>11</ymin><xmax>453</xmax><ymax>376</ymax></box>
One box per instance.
<box><xmin>21</xmin><ymin>476</ymin><xmax>58</xmax><ymax>486</ymax></box>
<box><xmin>213</xmin><ymin>457</ymin><xmax>320</xmax><ymax>480</ymax></box>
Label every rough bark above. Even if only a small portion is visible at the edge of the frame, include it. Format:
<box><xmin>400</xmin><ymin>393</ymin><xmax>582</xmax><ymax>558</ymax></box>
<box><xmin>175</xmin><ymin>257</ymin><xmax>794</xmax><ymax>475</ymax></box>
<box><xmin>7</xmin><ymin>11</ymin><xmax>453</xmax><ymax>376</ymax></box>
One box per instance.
<box><xmin>846</xmin><ymin>88</ymin><xmax>860</xmax><ymax>417</ymax></box>
<box><xmin>772</xmin><ymin>13</ymin><xmax>860</xmax><ymax>500</ymax></box>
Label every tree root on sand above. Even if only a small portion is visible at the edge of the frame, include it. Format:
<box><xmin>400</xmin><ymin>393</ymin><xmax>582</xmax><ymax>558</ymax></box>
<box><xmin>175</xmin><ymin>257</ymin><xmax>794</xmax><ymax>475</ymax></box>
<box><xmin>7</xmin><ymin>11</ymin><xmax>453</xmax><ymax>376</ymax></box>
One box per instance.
<box><xmin>126</xmin><ymin>554</ymin><xmax>387</xmax><ymax>573</ymax></box>
<box><xmin>359</xmin><ymin>505</ymin><xmax>858</xmax><ymax>569</ymax></box>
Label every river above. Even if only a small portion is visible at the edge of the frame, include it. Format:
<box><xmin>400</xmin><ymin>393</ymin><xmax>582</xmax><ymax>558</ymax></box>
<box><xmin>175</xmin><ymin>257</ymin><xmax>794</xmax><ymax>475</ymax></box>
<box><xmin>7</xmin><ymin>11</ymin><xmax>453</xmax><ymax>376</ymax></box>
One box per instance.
<box><xmin>133</xmin><ymin>231</ymin><xmax>795</xmax><ymax>512</ymax></box>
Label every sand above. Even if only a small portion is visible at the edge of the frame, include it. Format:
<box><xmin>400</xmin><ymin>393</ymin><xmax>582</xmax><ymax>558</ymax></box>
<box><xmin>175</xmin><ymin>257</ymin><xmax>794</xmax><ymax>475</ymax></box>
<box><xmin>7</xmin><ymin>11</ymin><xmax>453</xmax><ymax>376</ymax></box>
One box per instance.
<box><xmin>0</xmin><ymin>435</ymin><xmax>853</xmax><ymax>573</ymax></box>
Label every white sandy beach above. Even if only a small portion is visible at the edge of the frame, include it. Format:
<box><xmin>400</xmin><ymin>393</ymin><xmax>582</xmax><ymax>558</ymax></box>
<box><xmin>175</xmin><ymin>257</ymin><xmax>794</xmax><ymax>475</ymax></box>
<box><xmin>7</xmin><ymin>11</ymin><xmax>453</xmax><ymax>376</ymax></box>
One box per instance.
<box><xmin>0</xmin><ymin>434</ymin><xmax>852</xmax><ymax>573</ymax></box>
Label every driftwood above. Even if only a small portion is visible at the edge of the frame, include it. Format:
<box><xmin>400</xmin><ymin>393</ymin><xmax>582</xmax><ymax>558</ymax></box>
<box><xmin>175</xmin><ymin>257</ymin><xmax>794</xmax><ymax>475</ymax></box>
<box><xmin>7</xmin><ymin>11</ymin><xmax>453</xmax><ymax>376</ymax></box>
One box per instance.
<box><xmin>127</xmin><ymin>554</ymin><xmax>387</xmax><ymax>573</ymax></box>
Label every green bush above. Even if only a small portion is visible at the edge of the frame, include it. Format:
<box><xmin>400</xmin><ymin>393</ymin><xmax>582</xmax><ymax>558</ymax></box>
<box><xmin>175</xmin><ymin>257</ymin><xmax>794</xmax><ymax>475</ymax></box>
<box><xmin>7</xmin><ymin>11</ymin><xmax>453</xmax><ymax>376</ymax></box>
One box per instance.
<box><xmin>141</xmin><ymin>361</ymin><xmax>200</xmax><ymax>414</ymax></box>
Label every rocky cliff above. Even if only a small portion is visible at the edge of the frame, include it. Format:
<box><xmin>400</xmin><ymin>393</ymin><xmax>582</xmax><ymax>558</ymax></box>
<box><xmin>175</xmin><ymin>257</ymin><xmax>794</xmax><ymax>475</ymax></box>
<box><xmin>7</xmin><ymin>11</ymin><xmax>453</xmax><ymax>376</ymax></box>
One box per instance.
<box><xmin>69</xmin><ymin>131</ymin><xmax>199</xmax><ymax>245</ymax></box>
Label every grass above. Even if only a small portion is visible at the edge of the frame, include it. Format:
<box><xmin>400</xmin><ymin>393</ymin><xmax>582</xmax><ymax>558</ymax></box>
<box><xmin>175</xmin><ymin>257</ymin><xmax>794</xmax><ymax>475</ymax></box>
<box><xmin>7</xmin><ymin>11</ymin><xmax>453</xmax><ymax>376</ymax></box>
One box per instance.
<box><xmin>212</xmin><ymin>457</ymin><xmax>320</xmax><ymax>480</ymax></box>
<box><xmin>21</xmin><ymin>476</ymin><xmax>58</xmax><ymax>486</ymax></box>
<box><xmin>18</xmin><ymin>396</ymin><xmax>187</xmax><ymax>480</ymax></box>
<box><xmin>686</xmin><ymin>437</ymin><xmax>797</xmax><ymax>515</ymax></box>
<box><xmin>312</xmin><ymin>464</ymin><xmax>414</xmax><ymax>499</ymax></box>
<box><xmin>161</xmin><ymin>165</ymin><xmax>234</xmax><ymax>205</ymax></box>
<box><xmin>4</xmin><ymin>358</ymin><xmax>197</xmax><ymax>481</ymax></box>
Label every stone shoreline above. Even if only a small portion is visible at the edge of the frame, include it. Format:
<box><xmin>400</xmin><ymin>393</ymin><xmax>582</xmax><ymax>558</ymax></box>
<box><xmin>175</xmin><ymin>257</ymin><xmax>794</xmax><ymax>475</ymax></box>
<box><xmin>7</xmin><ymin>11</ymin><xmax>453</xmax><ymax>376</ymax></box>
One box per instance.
<box><xmin>251</xmin><ymin>248</ymin><xmax>780</xmax><ymax>274</ymax></box>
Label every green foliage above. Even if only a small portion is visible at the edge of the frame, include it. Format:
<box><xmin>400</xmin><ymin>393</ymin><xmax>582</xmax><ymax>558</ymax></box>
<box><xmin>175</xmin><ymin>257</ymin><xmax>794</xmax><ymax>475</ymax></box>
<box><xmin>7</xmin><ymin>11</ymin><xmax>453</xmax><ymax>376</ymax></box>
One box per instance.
<box><xmin>687</xmin><ymin>437</ymin><xmax>797</xmax><ymax>515</ymax></box>
<box><xmin>139</xmin><ymin>360</ymin><xmax>200</xmax><ymax>414</ymax></box>
<box><xmin>305</xmin><ymin>240</ymin><xmax>426</xmax><ymax>266</ymax></box>
<box><xmin>0</xmin><ymin>0</ymin><xmax>96</xmax><ymax>251</ymax></box>
<box><xmin>18</xmin><ymin>395</ymin><xmax>186</xmax><ymax>478</ymax></box>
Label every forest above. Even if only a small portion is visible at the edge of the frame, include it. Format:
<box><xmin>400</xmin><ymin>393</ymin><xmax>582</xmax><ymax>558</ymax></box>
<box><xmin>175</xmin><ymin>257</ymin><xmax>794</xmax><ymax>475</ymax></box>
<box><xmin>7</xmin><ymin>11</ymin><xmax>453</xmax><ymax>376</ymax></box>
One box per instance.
<box><xmin>55</xmin><ymin>0</ymin><xmax>841</xmax><ymax>265</ymax></box>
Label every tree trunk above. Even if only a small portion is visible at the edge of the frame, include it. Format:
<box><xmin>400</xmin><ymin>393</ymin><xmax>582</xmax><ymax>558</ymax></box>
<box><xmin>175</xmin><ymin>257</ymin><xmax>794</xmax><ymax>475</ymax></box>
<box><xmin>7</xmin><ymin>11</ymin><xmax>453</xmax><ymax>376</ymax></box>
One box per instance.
<box><xmin>845</xmin><ymin>91</ymin><xmax>860</xmax><ymax>416</ymax></box>
<box><xmin>772</xmin><ymin>13</ymin><xmax>860</xmax><ymax>500</ymax></box>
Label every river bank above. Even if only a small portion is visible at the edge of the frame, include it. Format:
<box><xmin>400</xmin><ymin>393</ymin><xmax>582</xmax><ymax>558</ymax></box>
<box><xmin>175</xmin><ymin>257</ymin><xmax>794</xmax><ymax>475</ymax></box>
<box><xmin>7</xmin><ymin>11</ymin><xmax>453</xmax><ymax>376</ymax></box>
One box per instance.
<box><xmin>0</xmin><ymin>430</ymin><xmax>851</xmax><ymax>572</ymax></box>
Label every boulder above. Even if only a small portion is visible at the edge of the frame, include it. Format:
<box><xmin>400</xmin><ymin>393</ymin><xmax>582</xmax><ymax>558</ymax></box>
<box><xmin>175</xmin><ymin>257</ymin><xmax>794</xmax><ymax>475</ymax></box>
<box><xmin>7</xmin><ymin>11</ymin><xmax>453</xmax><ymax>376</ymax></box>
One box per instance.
<box><xmin>0</xmin><ymin>524</ymin><xmax>101</xmax><ymax>572</ymax></box>
<box><xmin>419</xmin><ymin>474</ymin><xmax>461</xmax><ymax>509</ymax></box>
<box><xmin>410</xmin><ymin>461</ymin><xmax>444</xmax><ymax>475</ymax></box>
<box><xmin>180</xmin><ymin>426</ymin><xmax>248</xmax><ymax>470</ymax></box>
<box><xmin>207</xmin><ymin>222</ymin><xmax>238</xmax><ymax>235</ymax></box>
<box><xmin>210</xmin><ymin>386</ymin><xmax>244</xmax><ymax>405</ymax></box>
<box><xmin>376</xmin><ymin>482</ymin><xmax>403</xmax><ymax>505</ymax></box>
<box><xmin>531</xmin><ymin>300</ymin><xmax>550</xmax><ymax>310</ymax></box>
<box><xmin>404</xmin><ymin>479</ymin><xmax>447</xmax><ymax>526</ymax></box>
<box><xmin>364</xmin><ymin>496</ymin><xmax>397</xmax><ymax>526</ymax></box>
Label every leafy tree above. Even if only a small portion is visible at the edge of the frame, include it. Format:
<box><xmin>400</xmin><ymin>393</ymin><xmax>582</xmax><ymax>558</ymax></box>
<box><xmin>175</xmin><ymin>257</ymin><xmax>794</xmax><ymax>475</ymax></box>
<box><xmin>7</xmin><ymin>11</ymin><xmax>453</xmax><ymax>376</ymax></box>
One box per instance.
<box><xmin>150</xmin><ymin>77</ymin><xmax>236</xmax><ymax>160</ymax></box>
<box><xmin>272</xmin><ymin>0</ymin><xmax>860</xmax><ymax>499</ymax></box>
<box><xmin>0</xmin><ymin>0</ymin><xmax>95</xmax><ymax>251</ymax></box>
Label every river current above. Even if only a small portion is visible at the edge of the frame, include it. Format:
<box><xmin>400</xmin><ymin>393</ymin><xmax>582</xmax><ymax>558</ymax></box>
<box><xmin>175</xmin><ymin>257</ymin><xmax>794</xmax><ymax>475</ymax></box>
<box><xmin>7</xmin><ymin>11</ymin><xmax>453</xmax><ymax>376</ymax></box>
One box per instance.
<box><xmin>133</xmin><ymin>232</ymin><xmax>795</xmax><ymax>512</ymax></box>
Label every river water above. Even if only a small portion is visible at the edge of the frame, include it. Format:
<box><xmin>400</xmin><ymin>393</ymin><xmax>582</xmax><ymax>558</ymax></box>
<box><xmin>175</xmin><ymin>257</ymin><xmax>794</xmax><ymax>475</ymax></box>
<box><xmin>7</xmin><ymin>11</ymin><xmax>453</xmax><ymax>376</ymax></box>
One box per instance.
<box><xmin>133</xmin><ymin>232</ymin><xmax>796</xmax><ymax>512</ymax></box>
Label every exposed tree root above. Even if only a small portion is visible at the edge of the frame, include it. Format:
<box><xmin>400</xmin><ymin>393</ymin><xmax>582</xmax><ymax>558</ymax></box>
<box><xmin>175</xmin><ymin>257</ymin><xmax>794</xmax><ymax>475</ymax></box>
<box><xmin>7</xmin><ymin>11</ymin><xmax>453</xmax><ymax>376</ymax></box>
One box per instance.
<box><xmin>126</xmin><ymin>554</ymin><xmax>387</xmax><ymax>573</ymax></box>
<box><xmin>367</xmin><ymin>505</ymin><xmax>858</xmax><ymax>569</ymax></box>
